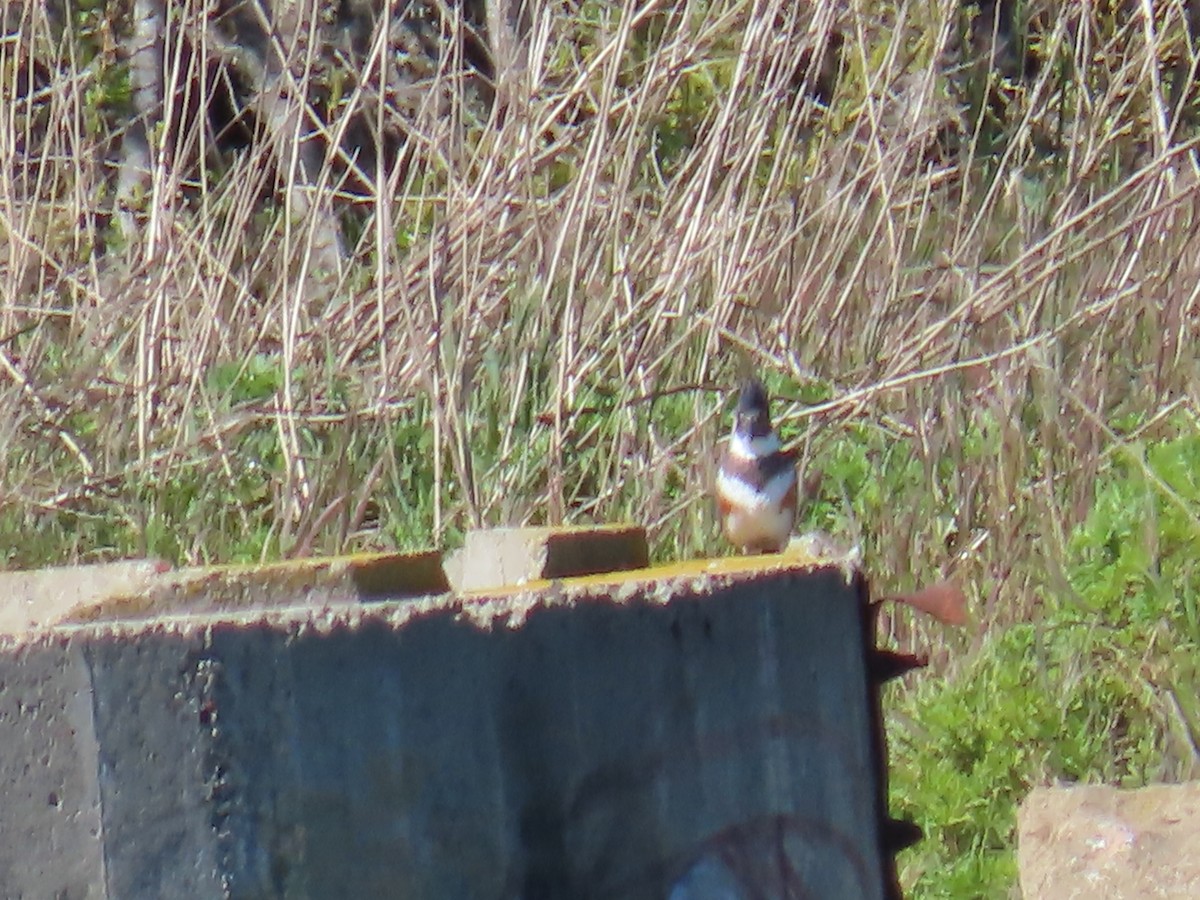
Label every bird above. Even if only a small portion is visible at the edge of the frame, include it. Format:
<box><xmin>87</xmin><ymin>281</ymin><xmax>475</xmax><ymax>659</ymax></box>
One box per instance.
<box><xmin>715</xmin><ymin>379</ymin><xmax>799</xmax><ymax>554</ymax></box>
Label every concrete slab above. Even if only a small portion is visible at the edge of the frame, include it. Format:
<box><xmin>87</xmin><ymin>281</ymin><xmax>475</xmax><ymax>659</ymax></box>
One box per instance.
<box><xmin>0</xmin><ymin>555</ymin><xmax>900</xmax><ymax>899</ymax></box>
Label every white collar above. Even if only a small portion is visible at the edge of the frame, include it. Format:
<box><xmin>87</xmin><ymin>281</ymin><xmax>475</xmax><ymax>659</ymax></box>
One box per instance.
<box><xmin>729</xmin><ymin>430</ymin><xmax>781</xmax><ymax>460</ymax></box>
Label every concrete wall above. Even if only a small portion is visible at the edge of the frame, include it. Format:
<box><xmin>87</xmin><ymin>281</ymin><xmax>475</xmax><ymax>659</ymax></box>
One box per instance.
<box><xmin>0</xmin><ymin>535</ymin><xmax>908</xmax><ymax>899</ymax></box>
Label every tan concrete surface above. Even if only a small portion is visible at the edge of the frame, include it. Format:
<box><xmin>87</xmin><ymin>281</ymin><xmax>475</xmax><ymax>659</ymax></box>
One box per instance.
<box><xmin>445</xmin><ymin>525</ymin><xmax>650</xmax><ymax>592</ymax></box>
<box><xmin>1018</xmin><ymin>782</ymin><xmax>1200</xmax><ymax>899</ymax></box>
<box><xmin>62</xmin><ymin>550</ymin><xmax>449</xmax><ymax>624</ymax></box>
<box><xmin>0</xmin><ymin>558</ymin><xmax>172</xmax><ymax>635</ymax></box>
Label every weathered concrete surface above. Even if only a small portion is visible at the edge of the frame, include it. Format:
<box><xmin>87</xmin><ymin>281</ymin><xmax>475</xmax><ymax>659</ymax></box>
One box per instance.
<box><xmin>0</xmin><ymin>558</ymin><xmax>171</xmax><ymax>634</ymax></box>
<box><xmin>0</xmin><ymin>553</ymin><xmax>449</xmax><ymax>633</ymax></box>
<box><xmin>0</xmin><ymin>636</ymin><xmax>106</xmax><ymax>897</ymax></box>
<box><xmin>0</xmin><ymin>556</ymin><xmax>897</xmax><ymax>899</ymax></box>
<box><xmin>445</xmin><ymin>525</ymin><xmax>650</xmax><ymax>592</ymax></box>
<box><xmin>1018</xmin><ymin>782</ymin><xmax>1200</xmax><ymax>899</ymax></box>
<box><xmin>62</xmin><ymin>551</ymin><xmax>448</xmax><ymax>625</ymax></box>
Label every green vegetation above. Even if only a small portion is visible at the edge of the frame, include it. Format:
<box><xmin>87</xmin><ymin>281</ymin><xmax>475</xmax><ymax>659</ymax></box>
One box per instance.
<box><xmin>1</xmin><ymin>1</ymin><xmax>1198</xmax><ymax>894</ymax></box>
<box><xmin>891</xmin><ymin>430</ymin><xmax>1200</xmax><ymax>896</ymax></box>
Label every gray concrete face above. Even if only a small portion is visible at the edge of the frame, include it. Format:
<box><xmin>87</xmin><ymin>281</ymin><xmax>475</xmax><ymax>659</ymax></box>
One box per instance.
<box><xmin>0</xmin><ymin>638</ymin><xmax>106</xmax><ymax>899</ymax></box>
<box><xmin>0</xmin><ymin>562</ymin><xmax>888</xmax><ymax>899</ymax></box>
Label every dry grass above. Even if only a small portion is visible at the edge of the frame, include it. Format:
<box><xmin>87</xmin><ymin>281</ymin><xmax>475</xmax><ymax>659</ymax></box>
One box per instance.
<box><xmin>3</xmin><ymin>0</ymin><xmax>1198</xmax><ymax>608</ymax></box>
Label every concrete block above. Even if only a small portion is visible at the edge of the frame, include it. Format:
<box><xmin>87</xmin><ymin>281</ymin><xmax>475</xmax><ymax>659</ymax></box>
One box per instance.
<box><xmin>1018</xmin><ymin>782</ymin><xmax>1200</xmax><ymax>898</ymax></box>
<box><xmin>0</xmin><ymin>555</ymin><xmax>901</xmax><ymax>899</ymax></box>
<box><xmin>446</xmin><ymin>525</ymin><xmax>650</xmax><ymax>592</ymax></box>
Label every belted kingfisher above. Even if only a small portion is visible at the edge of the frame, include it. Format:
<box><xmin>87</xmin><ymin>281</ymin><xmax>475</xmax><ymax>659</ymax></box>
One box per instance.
<box><xmin>714</xmin><ymin>379</ymin><xmax>799</xmax><ymax>554</ymax></box>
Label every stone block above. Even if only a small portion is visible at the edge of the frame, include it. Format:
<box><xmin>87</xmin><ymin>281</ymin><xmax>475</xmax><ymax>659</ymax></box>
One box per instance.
<box><xmin>446</xmin><ymin>525</ymin><xmax>650</xmax><ymax>592</ymax></box>
<box><xmin>1018</xmin><ymin>782</ymin><xmax>1200</xmax><ymax>899</ymax></box>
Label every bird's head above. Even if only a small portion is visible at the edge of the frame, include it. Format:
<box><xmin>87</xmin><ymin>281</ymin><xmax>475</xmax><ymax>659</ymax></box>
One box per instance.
<box><xmin>734</xmin><ymin>379</ymin><xmax>773</xmax><ymax>438</ymax></box>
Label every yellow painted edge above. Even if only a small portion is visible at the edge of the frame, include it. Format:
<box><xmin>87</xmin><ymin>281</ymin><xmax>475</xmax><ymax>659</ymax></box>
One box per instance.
<box><xmin>460</xmin><ymin>547</ymin><xmax>853</xmax><ymax>599</ymax></box>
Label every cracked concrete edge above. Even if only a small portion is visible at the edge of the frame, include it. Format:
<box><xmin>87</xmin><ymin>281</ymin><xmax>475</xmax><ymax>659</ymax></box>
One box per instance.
<box><xmin>1</xmin><ymin>524</ymin><xmax>856</xmax><ymax>637</ymax></box>
<box><xmin>0</xmin><ymin>549</ymin><xmax>859</xmax><ymax>649</ymax></box>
